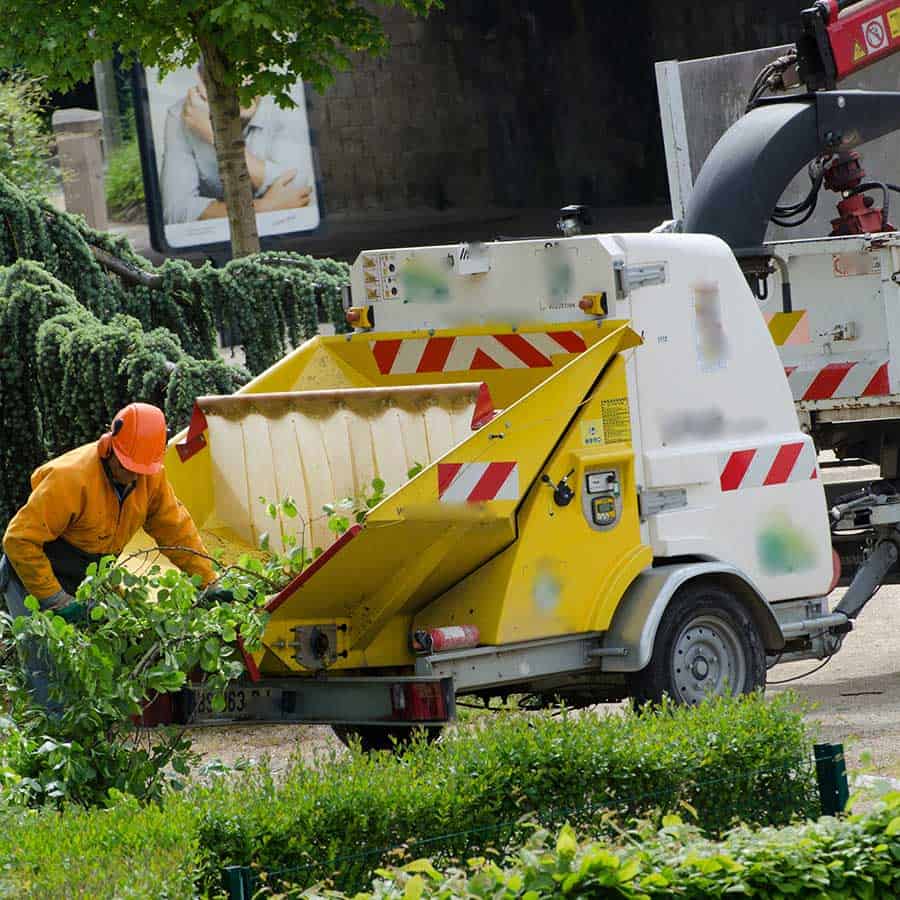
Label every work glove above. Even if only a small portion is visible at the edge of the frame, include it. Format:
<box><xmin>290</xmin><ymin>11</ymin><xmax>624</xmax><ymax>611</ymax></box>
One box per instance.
<box><xmin>201</xmin><ymin>584</ymin><xmax>237</xmax><ymax>606</ymax></box>
<box><xmin>56</xmin><ymin>601</ymin><xmax>88</xmax><ymax>624</ymax></box>
<box><xmin>42</xmin><ymin>590</ymin><xmax>75</xmax><ymax>612</ymax></box>
<box><xmin>42</xmin><ymin>590</ymin><xmax>88</xmax><ymax>624</ymax></box>
<box><xmin>200</xmin><ymin>584</ymin><xmax>256</xmax><ymax>607</ymax></box>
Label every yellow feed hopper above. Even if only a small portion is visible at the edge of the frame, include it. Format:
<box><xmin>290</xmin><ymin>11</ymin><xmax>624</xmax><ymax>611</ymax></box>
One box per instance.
<box><xmin>165</xmin><ymin>324</ymin><xmax>646</xmax><ymax>676</ymax></box>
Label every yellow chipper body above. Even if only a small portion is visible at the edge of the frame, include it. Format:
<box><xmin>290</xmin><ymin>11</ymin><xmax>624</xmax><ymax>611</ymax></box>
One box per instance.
<box><xmin>147</xmin><ymin>233</ymin><xmax>839</xmax><ymax>737</ymax></box>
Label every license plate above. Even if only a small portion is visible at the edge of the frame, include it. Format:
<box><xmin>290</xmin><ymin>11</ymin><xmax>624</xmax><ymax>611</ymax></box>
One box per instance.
<box><xmin>186</xmin><ymin>685</ymin><xmax>282</xmax><ymax>724</ymax></box>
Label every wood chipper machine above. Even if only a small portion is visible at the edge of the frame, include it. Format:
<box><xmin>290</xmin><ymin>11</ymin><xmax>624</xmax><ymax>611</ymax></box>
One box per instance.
<box><xmin>140</xmin><ymin>229</ymin><xmax>858</xmax><ymax>748</ymax></box>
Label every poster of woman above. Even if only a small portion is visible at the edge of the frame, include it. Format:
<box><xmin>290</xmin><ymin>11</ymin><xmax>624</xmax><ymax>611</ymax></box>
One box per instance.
<box><xmin>143</xmin><ymin>62</ymin><xmax>321</xmax><ymax>250</ymax></box>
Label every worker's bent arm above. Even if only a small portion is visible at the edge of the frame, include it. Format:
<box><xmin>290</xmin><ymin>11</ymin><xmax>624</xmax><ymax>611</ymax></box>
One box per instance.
<box><xmin>2</xmin><ymin>469</ymin><xmax>79</xmax><ymax>600</ymax></box>
<box><xmin>144</xmin><ymin>476</ymin><xmax>217</xmax><ymax>587</ymax></box>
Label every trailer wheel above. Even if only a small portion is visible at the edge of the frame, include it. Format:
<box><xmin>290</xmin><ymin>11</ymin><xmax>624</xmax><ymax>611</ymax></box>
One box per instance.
<box><xmin>331</xmin><ymin>724</ymin><xmax>442</xmax><ymax>752</ymax></box>
<box><xmin>629</xmin><ymin>583</ymin><xmax>766</xmax><ymax>705</ymax></box>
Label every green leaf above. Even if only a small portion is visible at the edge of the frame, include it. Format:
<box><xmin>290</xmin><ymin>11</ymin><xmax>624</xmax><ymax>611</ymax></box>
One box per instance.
<box><xmin>328</xmin><ymin>516</ymin><xmax>350</xmax><ymax>534</ymax></box>
<box><xmin>617</xmin><ymin>858</ymin><xmax>640</xmax><ymax>882</ymax></box>
<box><xmin>371</xmin><ymin>477</ymin><xmax>386</xmax><ymax>494</ymax></box>
<box><xmin>403</xmin><ymin>874</ymin><xmax>424</xmax><ymax>900</ymax></box>
<box><xmin>259</xmin><ymin>532</ymin><xmax>270</xmax><ymax>551</ymax></box>
<box><xmin>556</xmin><ymin>824</ymin><xmax>578</xmax><ymax>858</ymax></box>
<box><xmin>402</xmin><ymin>859</ymin><xmax>441</xmax><ymax>879</ymax></box>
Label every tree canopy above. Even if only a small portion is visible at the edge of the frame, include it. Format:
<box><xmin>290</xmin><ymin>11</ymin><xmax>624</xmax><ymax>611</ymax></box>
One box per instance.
<box><xmin>0</xmin><ymin>0</ymin><xmax>442</xmax><ymax>255</ymax></box>
<box><xmin>0</xmin><ymin>0</ymin><xmax>440</xmax><ymax>100</ymax></box>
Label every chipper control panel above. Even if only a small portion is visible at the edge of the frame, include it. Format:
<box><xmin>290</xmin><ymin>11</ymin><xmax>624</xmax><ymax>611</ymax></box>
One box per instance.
<box><xmin>583</xmin><ymin>469</ymin><xmax>621</xmax><ymax>531</ymax></box>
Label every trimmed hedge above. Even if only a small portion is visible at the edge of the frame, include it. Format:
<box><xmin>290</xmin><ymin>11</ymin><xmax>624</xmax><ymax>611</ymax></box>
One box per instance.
<box><xmin>321</xmin><ymin>796</ymin><xmax>900</xmax><ymax>899</ymax></box>
<box><xmin>0</xmin><ymin>695</ymin><xmax>820</xmax><ymax>897</ymax></box>
<box><xmin>192</xmin><ymin>694</ymin><xmax>818</xmax><ymax>893</ymax></box>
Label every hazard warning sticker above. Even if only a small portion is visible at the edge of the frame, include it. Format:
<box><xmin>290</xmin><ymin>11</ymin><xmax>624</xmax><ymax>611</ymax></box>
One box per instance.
<box><xmin>889</xmin><ymin>7</ymin><xmax>900</xmax><ymax>38</ymax></box>
<box><xmin>853</xmin><ymin>40</ymin><xmax>867</xmax><ymax>61</ymax></box>
<box><xmin>863</xmin><ymin>15</ymin><xmax>889</xmax><ymax>53</ymax></box>
<box><xmin>600</xmin><ymin>398</ymin><xmax>631</xmax><ymax>444</ymax></box>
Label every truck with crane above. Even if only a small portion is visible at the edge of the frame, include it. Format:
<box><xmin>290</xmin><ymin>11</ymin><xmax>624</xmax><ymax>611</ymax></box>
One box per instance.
<box><xmin>138</xmin><ymin>0</ymin><xmax>900</xmax><ymax>747</ymax></box>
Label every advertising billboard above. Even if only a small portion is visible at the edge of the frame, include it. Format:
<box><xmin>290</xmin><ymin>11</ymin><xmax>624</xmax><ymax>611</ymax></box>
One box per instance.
<box><xmin>134</xmin><ymin>63</ymin><xmax>321</xmax><ymax>255</ymax></box>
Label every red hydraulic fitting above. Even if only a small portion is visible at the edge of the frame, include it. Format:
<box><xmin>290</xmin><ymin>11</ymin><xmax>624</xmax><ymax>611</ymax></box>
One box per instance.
<box><xmin>824</xmin><ymin>151</ymin><xmax>894</xmax><ymax>235</ymax></box>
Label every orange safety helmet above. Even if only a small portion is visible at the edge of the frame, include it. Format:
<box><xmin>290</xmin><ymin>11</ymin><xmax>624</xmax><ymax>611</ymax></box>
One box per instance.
<box><xmin>97</xmin><ymin>403</ymin><xmax>167</xmax><ymax>475</ymax></box>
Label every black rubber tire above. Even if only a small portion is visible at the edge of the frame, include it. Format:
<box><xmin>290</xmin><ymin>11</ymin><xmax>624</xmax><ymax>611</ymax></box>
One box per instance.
<box><xmin>331</xmin><ymin>724</ymin><xmax>443</xmax><ymax>752</ymax></box>
<box><xmin>627</xmin><ymin>582</ymin><xmax>766</xmax><ymax>706</ymax></box>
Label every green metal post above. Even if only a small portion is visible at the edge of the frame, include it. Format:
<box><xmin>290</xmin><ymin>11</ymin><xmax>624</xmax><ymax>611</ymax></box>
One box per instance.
<box><xmin>814</xmin><ymin>742</ymin><xmax>849</xmax><ymax>816</ymax></box>
<box><xmin>223</xmin><ymin>865</ymin><xmax>251</xmax><ymax>900</ymax></box>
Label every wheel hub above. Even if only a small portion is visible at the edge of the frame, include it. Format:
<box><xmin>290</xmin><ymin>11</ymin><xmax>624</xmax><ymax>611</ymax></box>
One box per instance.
<box><xmin>671</xmin><ymin>614</ymin><xmax>747</xmax><ymax>704</ymax></box>
<box><xmin>690</xmin><ymin>654</ymin><xmax>710</xmax><ymax>680</ymax></box>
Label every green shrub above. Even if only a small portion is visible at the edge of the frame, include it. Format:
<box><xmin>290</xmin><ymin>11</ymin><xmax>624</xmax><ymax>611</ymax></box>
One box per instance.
<box><xmin>0</xmin><ymin>695</ymin><xmax>822</xmax><ymax>897</ymax></box>
<box><xmin>327</xmin><ymin>794</ymin><xmax>900</xmax><ymax>899</ymax></box>
<box><xmin>0</xmin><ymin>75</ymin><xmax>55</xmax><ymax>197</ymax></box>
<box><xmin>0</xmin><ymin>794</ymin><xmax>200</xmax><ymax>898</ymax></box>
<box><xmin>1</xmin><ymin>551</ymin><xmax>273</xmax><ymax>807</ymax></box>
<box><xmin>105</xmin><ymin>139</ymin><xmax>145</xmax><ymax>221</ymax></box>
<box><xmin>191</xmin><ymin>693</ymin><xmax>818</xmax><ymax>894</ymax></box>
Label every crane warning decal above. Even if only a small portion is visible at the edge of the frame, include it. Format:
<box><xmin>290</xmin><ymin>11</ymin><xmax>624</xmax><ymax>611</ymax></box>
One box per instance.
<box><xmin>784</xmin><ymin>360</ymin><xmax>890</xmax><ymax>401</ymax></box>
<box><xmin>370</xmin><ymin>331</ymin><xmax>586</xmax><ymax>375</ymax></box>
<box><xmin>581</xmin><ymin>398</ymin><xmax>630</xmax><ymax>446</ymax></box>
<box><xmin>437</xmin><ymin>462</ymin><xmax>519</xmax><ymax>503</ymax></box>
<box><xmin>719</xmin><ymin>441</ymin><xmax>818</xmax><ymax>492</ymax></box>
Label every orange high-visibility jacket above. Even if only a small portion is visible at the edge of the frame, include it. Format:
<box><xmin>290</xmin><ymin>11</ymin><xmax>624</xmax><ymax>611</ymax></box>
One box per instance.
<box><xmin>3</xmin><ymin>441</ymin><xmax>216</xmax><ymax>599</ymax></box>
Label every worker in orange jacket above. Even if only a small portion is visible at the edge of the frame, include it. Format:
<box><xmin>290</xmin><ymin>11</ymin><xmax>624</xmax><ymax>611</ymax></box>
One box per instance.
<box><xmin>2</xmin><ymin>401</ymin><xmax>216</xmax><ymax>608</ymax></box>
<box><xmin>0</xmin><ymin>403</ymin><xmax>217</xmax><ymax>705</ymax></box>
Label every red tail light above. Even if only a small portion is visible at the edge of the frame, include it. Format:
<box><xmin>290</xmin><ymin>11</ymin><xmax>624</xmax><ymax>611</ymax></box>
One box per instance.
<box><xmin>391</xmin><ymin>682</ymin><xmax>447</xmax><ymax>721</ymax></box>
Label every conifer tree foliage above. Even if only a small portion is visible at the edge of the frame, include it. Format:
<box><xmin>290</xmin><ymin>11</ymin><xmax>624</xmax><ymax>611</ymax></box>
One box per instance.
<box><xmin>0</xmin><ymin>176</ymin><xmax>350</xmax><ymax>529</ymax></box>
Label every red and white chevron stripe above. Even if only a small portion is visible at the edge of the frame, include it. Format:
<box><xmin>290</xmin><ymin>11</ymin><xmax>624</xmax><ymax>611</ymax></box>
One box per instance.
<box><xmin>371</xmin><ymin>331</ymin><xmax>587</xmax><ymax>376</ymax></box>
<box><xmin>720</xmin><ymin>440</ymin><xmax>818</xmax><ymax>492</ymax></box>
<box><xmin>784</xmin><ymin>360</ymin><xmax>890</xmax><ymax>402</ymax></box>
<box><xmin>437</xmin><ymin>462</ymin><xmax>519</xmax><ymax>503</ymax></box>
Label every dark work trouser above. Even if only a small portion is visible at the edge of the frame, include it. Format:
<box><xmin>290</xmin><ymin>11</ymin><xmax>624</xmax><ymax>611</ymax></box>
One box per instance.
<box><xmin>0</xmin><ymin>555</ymin><xmax>62</xmax><ymax>713</ymax></box>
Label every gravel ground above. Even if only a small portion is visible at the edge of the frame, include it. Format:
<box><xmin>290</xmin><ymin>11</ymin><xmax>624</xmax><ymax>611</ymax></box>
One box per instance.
<box><xmin>768</xmin><ymin>582</ymin><xmax>900</xmax><ymax>778</ymax></box>
<box><xmin>189</xmin><ymin>723</ymin><xmax>342</xmax><ymax>772</ymax></box>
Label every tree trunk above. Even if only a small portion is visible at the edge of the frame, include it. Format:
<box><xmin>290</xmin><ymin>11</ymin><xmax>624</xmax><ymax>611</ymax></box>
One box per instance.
<box><xmin>197</xmin><ymin>36</ymin><xmax>260</xmax><ymax>257</ymax></box>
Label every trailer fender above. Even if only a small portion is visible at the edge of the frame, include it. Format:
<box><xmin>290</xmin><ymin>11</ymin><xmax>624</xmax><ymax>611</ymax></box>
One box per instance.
<box><xmin>599</xmin><ymin>563</ymin><xmax>785</xmax><ymax>672</ymax></box>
